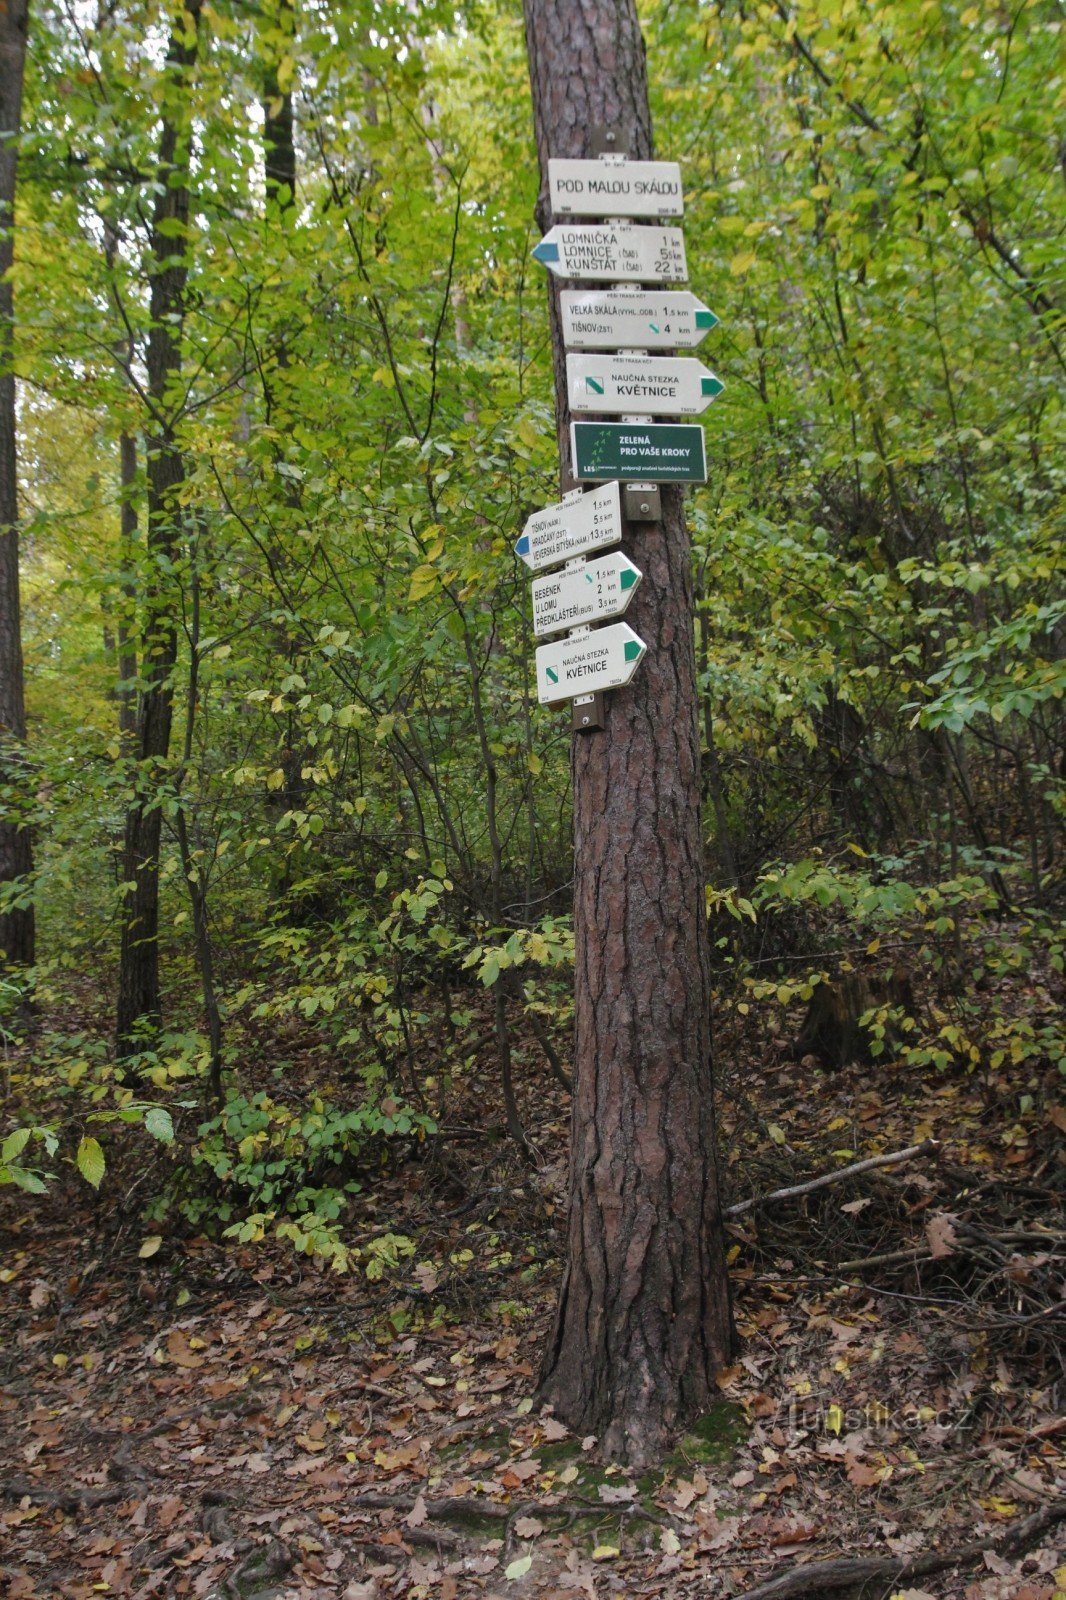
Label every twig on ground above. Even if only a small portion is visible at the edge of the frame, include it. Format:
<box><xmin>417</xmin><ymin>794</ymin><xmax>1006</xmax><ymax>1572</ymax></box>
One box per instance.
<box><xmin>725</xmin><ymin>1140</ymin><xmax>940</xmax><ymax>1219</ymax></box>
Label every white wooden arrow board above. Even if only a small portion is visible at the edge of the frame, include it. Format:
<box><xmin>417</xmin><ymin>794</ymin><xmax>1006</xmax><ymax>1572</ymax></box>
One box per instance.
<box><xmin>532</xmin><ymin>223</ymin><xmax>687</xmax><ymax>283</ymax></box>
<box><xmin>536</xmin><ymin>622</ymin><xmax>647</xmax><ymax>704</ymax></box>
<box><xmin>515</xmin><ymin>479</ymin><xmax>622</xmax><ymax>573</ymax></box>
<box><xmin>568</xmin><ymin>353</ymin><xmax>724</xmax><ymax>415</ymax></box>
<box><xmin>548</xmin><ymin>158</ymin><xmax>683</xmax><ymax>218</ymax></box>
<box><xmin>531</xmin><ymin>552</ymin><xmax>642</xmax><ymax>638</ymax></box>
<box><xmin>561</xmin><ymin>289</ymin><xmax>717</xmax><ymax>350</ymax></box>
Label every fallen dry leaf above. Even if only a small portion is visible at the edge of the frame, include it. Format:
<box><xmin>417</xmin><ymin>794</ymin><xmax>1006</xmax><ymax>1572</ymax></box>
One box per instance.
<box><xmin>405</xmin><ymin>1493</ymin><xmax>428</xmax><ymax>1529</ymax></box>
<box><xmin>926</xmin><ymin>1212</ymin><xmax>958</xmax><ymax>1259</ymax></box>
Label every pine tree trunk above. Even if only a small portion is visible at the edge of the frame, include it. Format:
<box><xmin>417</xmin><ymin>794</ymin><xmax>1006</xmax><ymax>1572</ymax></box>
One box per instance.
<box><xmin>0</xmin><ymin>0</ymin><xmax>33</xmax><ymax>969</ymax></box>
<box><xmin>522</xmin><ymin>0</ymin><xmax>735</xmax><ymax>1464</ymax></box>
<box><xmin>116</xmin><ymin>1</ymin><xmax>201</xmax><ymax>1053</ymax></box>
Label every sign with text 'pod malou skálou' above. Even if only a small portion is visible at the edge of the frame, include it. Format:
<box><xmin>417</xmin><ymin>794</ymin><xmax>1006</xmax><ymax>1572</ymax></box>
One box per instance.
<box><xmin>531</xmin><ymin>552</ymin><xmax>642</xmax><ymax>638</ymax></box>
<box><xmin>532</xmin><ymin>223</ymin><xmax>687</xmax><ymax>283</ymax></box>
<box><xmin>515</xmin><ymin>479</ymin><xmax>621</xmax><ymax>572</ymax></box>
<box><xmin>548</xmin><ymin>157</ymin><xmax>683</xmax><ymax>218</ymax></box>
<box><xmin>536</xmin><ymin>622</ymin><xmax>647</xmax><ymax>704</ymax></box>
<box><xmin>571</xmin><ymin>421</ymin><xmax>707</xmax><ymax>484</ymax></box>
<box><xmin>561</xmin><ymin>289</ymin><xmax>717</xmax><ymax>350</ymax></box>
<box><xmin>568</xmin><ymin>353</ymin><xmax>724</xmax><ymax>416</ymax></box>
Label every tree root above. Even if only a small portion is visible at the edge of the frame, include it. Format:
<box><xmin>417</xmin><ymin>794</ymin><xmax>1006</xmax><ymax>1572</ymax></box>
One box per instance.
<box><xmin>3</xmin><ymin>1476</ymin><xmax>126</xmax><ymax>1513</ymax></box>
<box><xmin>220</xmin><ymin>1535</ymin><xmax>292</xmax><ymax>1600</ymax></box>
<box><xmin>735</xmin><ymin>1499</ymin><xmax>1066</xmax><ymax>1599</ymax></box>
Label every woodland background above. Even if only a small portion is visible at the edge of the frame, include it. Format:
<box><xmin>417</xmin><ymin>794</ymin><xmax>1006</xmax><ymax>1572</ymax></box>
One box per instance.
<box><xmin>0</xmin><ymin>0</ymin><xmax>1063</xmax><ymax>1595</ymax></box>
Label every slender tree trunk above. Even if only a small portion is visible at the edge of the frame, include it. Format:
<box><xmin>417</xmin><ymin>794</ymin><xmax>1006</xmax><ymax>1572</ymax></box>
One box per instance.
<box><xmin>0</xmin><ymin>0</ymin><xmax>33</xmax><ymax>969</ymax></box>
<box><xmin>116</xmin><ymin>1</ymin><xmax>202</xmax><ymax>1054</ymax></box>
<box><xmin>523</xmin><ymin>0</ymin><xmax>735</xmax><ymax>1464</ymax></box>
<box><xmin>262</xmin><ymin>0</ymin><xmax>296</xmax><ymax>210</ymax></box>
<box><xmin>115</xmin><ymin>432</ymin><xmax>139</xmax><ymax>746</ymax></box>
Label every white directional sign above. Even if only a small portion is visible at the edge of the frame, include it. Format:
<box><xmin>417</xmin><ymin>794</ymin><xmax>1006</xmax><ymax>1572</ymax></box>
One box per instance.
<box><xmin>548</xmin><ymin>158</ymin><xmax>683</xmax><ymax>219</ymax></box>
<box><xmin>568</xmin><ymin>353</ymin><xmax>724</xmax><ymax>416</ymax></box>
<box><xmin>515</xmin><ymin>479</ymin><xmax>622</xmax><ymax>573</ymax></box>
<box><xmin>531</xmin><ymin>553</ymin><xmax>642</xmax><ymax>639</ymax></box>
<box><xmin>561</xmin><ymin>289</ymin><xmax>717</xmax><ymax>350</ymax></box>
<box><xmin>532</xmin><ymin>223</ymin><xmax>687</xmax><ymax>284</ymax></box>
<box><xmin>536</xmin><ymin>622</ymin><xmax>647</xmax><ymax>704</ymax></box>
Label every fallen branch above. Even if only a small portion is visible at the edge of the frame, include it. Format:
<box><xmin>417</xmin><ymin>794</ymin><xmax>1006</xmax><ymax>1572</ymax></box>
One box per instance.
<box><xmin>733</xmin><ymin>1500</ymin><xmax>1065</xmax><ymax>1599</ymax></box>
<box><xmin>347</xmin><ymin>1491</ymin><xmax>508</xmax><ymax>1521</ymax></box>
<box><xmin>3</xmin><ymin>1477</ymin><xmax>126</xmax><ymax>1513</ymax></box>
<box><xmin>724</xmin><ymin>1140</ymin><xmax>940</xmax><ymax>1219</ymax></box>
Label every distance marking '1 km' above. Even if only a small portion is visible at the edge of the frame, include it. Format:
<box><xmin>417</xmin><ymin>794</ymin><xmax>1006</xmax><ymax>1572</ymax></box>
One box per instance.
<box><xmin>536</xmin><ymin>622</ymin><xmax>647</xmax><ymax>704</ymax></box>
<box><xmin>571</xmin><ymin>421</ymin><xmax>707</xmax><ymax>484</ymax></box>
<box><xmin>515</xmin><ymin>479</ymin><xmax>622</xmax><ymax>573</ymax></box>
<box><xmin>560</xmin><ymin>289</ymin><xmax>717</xmax><ymax>350</ymax></box>
<box><xmin>531</xmin><ymin>552</ymin><xmax>642</xmax><ymax>639</ymax></box>
<box><xmin>548</xmin><ymin>157</ymin><xmax>683</xmax><ymax>218</ymax></box>
<box><xmin>568</xmin><ymin>353</ymin><xmax>724</xmax><ymax>416</ymax></box>
<box><xmin>532</xmin><ymin>223</ymin><xmax>687</xmax><ymax>284</ymax></box>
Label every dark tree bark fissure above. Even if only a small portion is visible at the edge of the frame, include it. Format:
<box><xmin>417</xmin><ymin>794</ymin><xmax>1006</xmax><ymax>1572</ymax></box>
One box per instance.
<box><xmin>0</xmin><ymin>0</ymin><xmax>34</xmax><ymax>969</ymax></box>
<box><xmin>522</xmin><ymin>0</ymin><xmax>735</xmax><ymax>1465</ymax></box>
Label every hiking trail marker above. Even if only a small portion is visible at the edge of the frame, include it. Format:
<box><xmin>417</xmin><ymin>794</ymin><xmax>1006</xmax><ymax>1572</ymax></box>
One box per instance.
<box><xmin>531</xmin><ymin>552</ymin><xmax>642</xmax><ymax>638</ymax></box>
<box><xmin>548</xmin><ymin>157</ymin><xmax>683</xmax><ymax>218</ymax></box>
<box><xmin>532</xmin><ymin>223</ymin><xmax>687</xmax><ymax>283</ymax></box>
<box><xmin>561</xmin><ymin>289</ymin><xmax>717</xmax><ymax>350</ymax></box>
<box><xmin>571</xmin><ymin>421</ymin><xmax>707</xmax><ymax>483</ymax></box>
<box><xmin>536</xmin><ymin>622</ymin><xmax>647</xmax><ymax>705</ymax></box>
<box><xmin>568</xmin><ymin>353</ymin><xmax>724</xmax><ymax>416</ymax></box>
<box><xmin>515</xmin><ymin>479</ymin><xmax>622</xmax><ymax>572</ymax></box>
<box><xmin>520</xmin><ymin>150</ymin><xmax>725</xmax><ymax>723</ymax></box>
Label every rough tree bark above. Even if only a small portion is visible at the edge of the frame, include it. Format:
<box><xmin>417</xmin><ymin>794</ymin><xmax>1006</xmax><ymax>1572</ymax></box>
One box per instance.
<box><xmin>522</xmin><ymin>0</ymin><xmax>735</xmax><ymax>1463</ymax></box>
<box><xmin>116</xmin><ymin>0</ymin><xmax>202</xmax><ymax>1053</ymax></box>
<box><xmin>0</xmin><ymin>0</ymin><xmax>34</xmax><ymax>968</ymax></box>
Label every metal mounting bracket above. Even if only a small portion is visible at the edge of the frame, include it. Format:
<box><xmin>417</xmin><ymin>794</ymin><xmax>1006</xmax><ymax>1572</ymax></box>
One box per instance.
<box><xmin>624</xmin><ymin>482</ymin><xmax>661</xmax><ymax>522</ymax></box>
<box><xmin>572</xmin><ymin>692</ymin><xmax>605</xmax><ymax>733</ymax></box>
<box><xmin>589</xmin><ymin>124</ymin><xmax>629</xmax><ymax>158</ymax></box>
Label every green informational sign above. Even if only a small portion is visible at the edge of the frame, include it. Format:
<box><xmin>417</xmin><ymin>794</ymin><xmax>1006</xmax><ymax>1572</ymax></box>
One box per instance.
<box><xmin>570</xmin><ymin>422</ymin><xmax>707</xmax><ymax>484</ymax></box>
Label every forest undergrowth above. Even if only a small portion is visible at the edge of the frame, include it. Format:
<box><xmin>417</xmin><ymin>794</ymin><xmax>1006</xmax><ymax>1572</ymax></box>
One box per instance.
<box><xmin>2</xmin><ymin>919</ymin><xmax>1063</xmax><ymax>1600</ymax></box>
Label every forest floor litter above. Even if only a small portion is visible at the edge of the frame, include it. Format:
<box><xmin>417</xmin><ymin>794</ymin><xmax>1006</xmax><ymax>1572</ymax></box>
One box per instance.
<box><xmin>2</xmin><ymin>986</ymin><xmax>1063</xmax><ymax>1600</ymax></box>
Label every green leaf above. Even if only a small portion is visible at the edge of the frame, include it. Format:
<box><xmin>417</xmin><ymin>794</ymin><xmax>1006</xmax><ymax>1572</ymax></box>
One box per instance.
<box><xmin>2</xmin><ymin>1128</ymin><xmax>31</xmax><ymax>1163</ymax></box>
<box><xmin>144</xmin><ymin>1107</ymin><xmax>175</xmax><ymax>1144</ymax></box>
<box><xmin>505</xmin><ymin>1555</ymin><xmax>533</xmax><ymax>1580</ymax></box>
<box><xmin>6</xmin><ymin>1165</ymin><xmax>48</xmax><ymax>1194</ymax></box>
<box><xmin>76</xmin><ymin>1136</ymin><xmax>106</xmax><ymax>1189</ymax></box>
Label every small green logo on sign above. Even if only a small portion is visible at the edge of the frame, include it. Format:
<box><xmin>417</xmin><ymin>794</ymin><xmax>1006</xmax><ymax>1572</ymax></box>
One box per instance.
<box><xmin>586</xmin><ymin>377</ymin><xmax>605</xmax><ymax>395</ymax></box>
<box><xmin>546</xmin><ymin>666</ymin><xmax>559</xmax><ymax>684</ymax></box>
<box><xmin>623</xmin><ymin>641</ymin><xmax>641</xmax><ymax>662</ymax></box>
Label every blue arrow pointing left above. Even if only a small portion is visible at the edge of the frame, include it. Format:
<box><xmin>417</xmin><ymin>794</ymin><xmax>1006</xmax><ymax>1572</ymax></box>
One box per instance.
<box><xmin>515</xmin><ymin>534</ymin><xmax>531</xmax><ymax>558</ymax></box>
<box><xmin>532</xmin><ymin>239</ymin><xmax>559</xmax><ymax>264</ymax></box>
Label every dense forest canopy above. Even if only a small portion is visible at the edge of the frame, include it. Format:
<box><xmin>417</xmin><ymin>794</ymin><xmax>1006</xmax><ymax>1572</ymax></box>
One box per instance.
<box><xmin>2</xmin><ymin>0</ymin><xmax>1061</xmax><ymax>1211</ymax></box>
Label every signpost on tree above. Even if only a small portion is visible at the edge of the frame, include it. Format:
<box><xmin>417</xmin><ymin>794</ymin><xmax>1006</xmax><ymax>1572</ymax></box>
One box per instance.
<box><xmin>522</xmin><ymin>0</ymin><xmax>735</xmax><ymax>1464</ymax></box>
